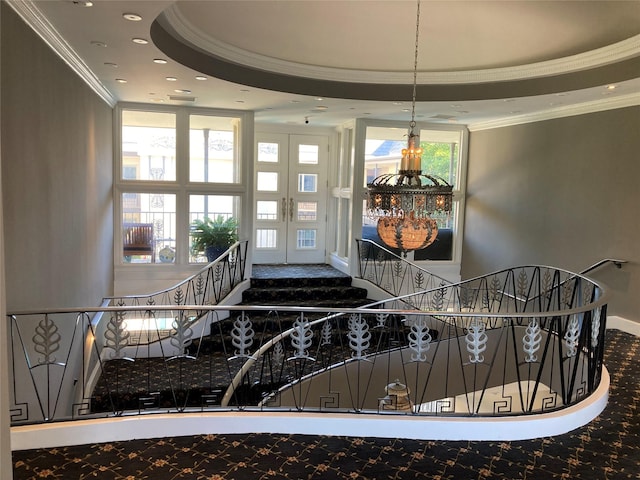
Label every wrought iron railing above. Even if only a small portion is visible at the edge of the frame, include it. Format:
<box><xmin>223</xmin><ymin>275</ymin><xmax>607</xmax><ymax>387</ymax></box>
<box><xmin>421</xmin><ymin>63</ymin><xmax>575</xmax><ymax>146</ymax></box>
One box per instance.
<box><xmin>7</xmin><ymin>258</ymin><xmax>608</xmax><ymax>425</ymax></box>
<box><xmin>356</xmin><ymin>238</ymin><xmax>452</xmax><ymax>300</ymax></box>
<box><xmin>108</xmin><ymin>240</ymin><xmax>248</xmax><ymax>310</ymax></box>
<box><xmin>8</xmin><ymin>241</ymin><xmax>248</xmax><ymax>424</ymax></box>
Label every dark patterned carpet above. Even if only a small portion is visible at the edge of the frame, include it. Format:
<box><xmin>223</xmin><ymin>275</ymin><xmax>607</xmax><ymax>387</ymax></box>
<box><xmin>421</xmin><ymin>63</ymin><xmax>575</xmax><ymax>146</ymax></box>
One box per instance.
<box><xmin>251</xmin><ymin>264</ymin><xmax>351</xmax><ymax>280</ymax></box>
<box><xmin>12</xmin><ymin>328</ymin><xmax>640</xmax><ymax>479</ymax></box>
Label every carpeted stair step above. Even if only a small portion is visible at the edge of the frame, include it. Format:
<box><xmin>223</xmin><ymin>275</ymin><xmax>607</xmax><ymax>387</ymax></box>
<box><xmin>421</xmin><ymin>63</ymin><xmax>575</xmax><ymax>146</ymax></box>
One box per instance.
<box><xmin>242</xmin><ymin>264</ymin><xmax>372</xmax><ymax>308</ymax></box>
<box><xmin>248</xmin><ymin>275</ymin><xmax>353</xmax><ymax>290</ymax></box>
<box><xmin>242</xmin><ymin>284</ymin><xmax>369</xmax><ymax>306</ymax></box>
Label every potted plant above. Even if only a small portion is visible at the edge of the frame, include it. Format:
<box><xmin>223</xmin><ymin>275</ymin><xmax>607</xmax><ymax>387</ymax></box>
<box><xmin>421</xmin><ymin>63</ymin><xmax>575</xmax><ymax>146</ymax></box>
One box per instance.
<box><xmin>191</xmin><ymin>215</ymin><xmax>239</xmax><ymax>261</ymax></box>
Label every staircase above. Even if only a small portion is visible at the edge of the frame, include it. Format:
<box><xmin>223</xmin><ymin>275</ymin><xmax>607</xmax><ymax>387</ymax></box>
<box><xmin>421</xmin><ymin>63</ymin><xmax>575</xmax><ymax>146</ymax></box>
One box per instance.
<box><xmin>242</xmin><ymin>264</ymin><xmax>370</xmax><ymax>307</ymax></box>
<box><xmin>91</xmin><ymin>264</ymin><xmax>371</xmax><ymax>413</ymax></box>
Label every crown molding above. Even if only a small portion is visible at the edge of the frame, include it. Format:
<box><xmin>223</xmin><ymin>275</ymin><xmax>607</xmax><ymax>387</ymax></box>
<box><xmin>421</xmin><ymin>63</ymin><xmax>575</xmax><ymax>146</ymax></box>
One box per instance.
<box><xmin>165</xmin><ymin>3</ymin><xmax>640</xmax><ymax>86</ymax></box>
<box><xmin>7</xmin><ymin>0</ymin><xmax>117</xmax><ymax>107</ymax></box>
<box><xmin>468</xmin><ymin>92</ymin><xmax>640</xmax><ymax>131</ymax></box>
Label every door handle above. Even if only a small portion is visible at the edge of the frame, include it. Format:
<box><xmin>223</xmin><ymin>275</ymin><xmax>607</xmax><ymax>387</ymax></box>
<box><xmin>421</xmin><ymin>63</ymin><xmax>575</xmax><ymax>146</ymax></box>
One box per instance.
<box><xmin>289</xmin><ymin>198</ymin><xmax>294</xmax><ymax>222</ymax></box>
<box><xmin>281</xmin><ymin>197</ymin><xmax>287</xmax><ymax>222</ymax></box>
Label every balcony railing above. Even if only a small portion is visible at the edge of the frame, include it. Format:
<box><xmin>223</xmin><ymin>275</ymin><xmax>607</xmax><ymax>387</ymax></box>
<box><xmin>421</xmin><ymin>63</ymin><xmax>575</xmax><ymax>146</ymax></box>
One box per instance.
<box><xmin>356</xmin><ymin>238</ymin><xmax>454</xmax><ymax>299</ymax></box>
<box><xmin>7</xmin><ymin>246</ymin><xmax>609</xmax><ymax>427</ymax></box>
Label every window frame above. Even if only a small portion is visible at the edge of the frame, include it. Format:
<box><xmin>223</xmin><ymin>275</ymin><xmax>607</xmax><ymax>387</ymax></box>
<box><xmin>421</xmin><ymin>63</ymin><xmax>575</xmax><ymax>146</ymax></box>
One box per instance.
<box><xmin>353</xmin><ymin>118</ymin><xmax>468</xmax><ymax>278</ymax></box>
<box><xmin>114</xmin><ymin>103</ymin><xmax>253</xmax><ymax>269</ymax></box>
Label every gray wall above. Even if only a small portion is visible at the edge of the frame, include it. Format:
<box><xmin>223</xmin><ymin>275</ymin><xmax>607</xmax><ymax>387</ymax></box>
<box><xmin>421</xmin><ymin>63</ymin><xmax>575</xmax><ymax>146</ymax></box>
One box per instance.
<box><xmin>462</xmin><ymin>106</ymin><xmax>640</xmax><ymax>321</ymax></box>
<box><xmin>1</xmin><ymin>4</ymin><xmax>114</xmax><ymax>311</ymax></box>
<box><xmin>0</xmin><ymin>5</ymin><xmax>11</xmax><ymax>478</ymax></box>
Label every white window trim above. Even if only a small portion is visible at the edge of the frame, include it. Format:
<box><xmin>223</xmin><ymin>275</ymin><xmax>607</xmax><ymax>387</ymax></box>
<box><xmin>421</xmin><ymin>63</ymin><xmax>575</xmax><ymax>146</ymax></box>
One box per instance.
<box><xmin>350</xmin><ymin>118</ymin><xmax>468</xmax><ymax>282</ymax></box>
<box><xmin>113</xmin><ymin>102</ymin><xmax>254</xmax><ymax>295</ymax></box>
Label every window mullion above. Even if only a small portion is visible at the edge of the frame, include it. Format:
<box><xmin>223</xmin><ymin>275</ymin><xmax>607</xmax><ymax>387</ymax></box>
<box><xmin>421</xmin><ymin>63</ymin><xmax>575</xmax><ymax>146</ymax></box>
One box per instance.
<box><xmin>175</xmin><ymin>110</ymin><xmax>191</xmax><ymax>264</ymax></box>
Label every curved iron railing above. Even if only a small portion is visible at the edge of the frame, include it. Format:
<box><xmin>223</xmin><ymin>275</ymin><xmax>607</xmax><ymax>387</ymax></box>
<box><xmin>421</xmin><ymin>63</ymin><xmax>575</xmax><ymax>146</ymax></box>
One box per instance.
<box><xmin>7</xmin><ymin>259</ymin><xmax>609</xmax><ymax>425</ymax></box>
<box><xmin>104</xmin><ymin>240</ymin><xmax>248</xmax><ymax>310</ymax></box>
<box><xmin>7</xmin><ymin>241</ymin><xmax>248</xmax><ymax>424</ymax></box>
<box><xmin>356</xmin><ymin>239</ymin><xmax>452</xmax><ymax>299</ymax></box>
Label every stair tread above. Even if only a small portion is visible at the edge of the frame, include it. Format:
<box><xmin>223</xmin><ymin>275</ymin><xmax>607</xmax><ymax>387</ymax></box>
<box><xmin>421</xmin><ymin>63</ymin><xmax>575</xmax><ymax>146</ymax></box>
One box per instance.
<box><xmin>242</xmin><ymin>264</ymin><xmax>370</xmax><ymax>308</ymax></box>
<box><xmin>250</xmin><ymin>277</ymin><xmax>352</xmax><ymax>289</ymax></box>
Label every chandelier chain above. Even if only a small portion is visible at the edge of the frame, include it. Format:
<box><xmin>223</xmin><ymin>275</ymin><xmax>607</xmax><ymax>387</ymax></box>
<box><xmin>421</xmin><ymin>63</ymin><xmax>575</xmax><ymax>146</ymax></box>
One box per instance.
<box><xmin>410</xmin><ymin>0</ymin><xmax>421</xmax><ymax>133</ymax></box>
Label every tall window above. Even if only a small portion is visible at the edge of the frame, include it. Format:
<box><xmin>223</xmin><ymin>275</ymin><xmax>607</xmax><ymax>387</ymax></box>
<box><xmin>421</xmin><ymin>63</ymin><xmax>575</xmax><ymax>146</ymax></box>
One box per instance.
<box><xmin>117</xmin><ymin>106</ymin><xmax>246</xmax><ymax>265</ymax></box>
<box><xmin>363</xmin><ymin>125</ymin><xmax>466</xmax><ymax>262</ymax></box>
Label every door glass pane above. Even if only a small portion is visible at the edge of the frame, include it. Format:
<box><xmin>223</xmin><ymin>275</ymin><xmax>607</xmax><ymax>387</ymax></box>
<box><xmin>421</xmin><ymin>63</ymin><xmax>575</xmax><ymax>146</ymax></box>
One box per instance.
<box><xmin>189</xmin><ymin>115</ymin><xmax>239</xmax><ymax>183</ymax></box>
<box><xmin>189</xmin><ymin>195</ymin><xmax>240</xmax><ymax>263</ymax></box>
<box><xmin>297</xmin><ymin>201</ymin><xmax>317</xmax><ymax>221</ymax></box>
<box><xmin>122</xmin><ymin>193</ymin><xmax>176</xmax><ymax>263</ymax></box>
<box><xmin>258</xmin><ymin>142</ymin><xmax>279</xmax><ymax>163</ymax></box>
<box><xmin>256</xmin><ymin>229</ymin><xmax>277</xmax><ymax>249</ymax></box>
<box><xmin>298</xmin><ymin>144</ymin><xmax>319</xmax><ymax>164</ymax></box>
<box><xmin>257</xmin><ymin>171</ymin><xmax>279</xmax><ymax>191</ymax></box>
<box><xmin>121</xmin><ymin>111</ymin><xmax>176</xmax><ymax>181</ymax></box>
<box><xmin>297</xmin><ymin>229</ymin><xmax>316</xmax><ymax>249</ymax></box>
<box><xmin>257</xmin><ymin>200</ymin><xmax>278</xmax><ymax>220</ymax></box>
<box><xmin>298</xmin><ymin>173</ymin><xmax>317</xmax><ymax>193</ymax></box>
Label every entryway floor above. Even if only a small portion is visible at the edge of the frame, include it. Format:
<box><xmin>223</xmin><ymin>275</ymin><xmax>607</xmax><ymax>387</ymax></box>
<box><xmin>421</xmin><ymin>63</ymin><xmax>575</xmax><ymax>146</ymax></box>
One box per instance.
<box><xmin>251</xmin><ymin>264</ymin><xmax>350</xmax><ymax>280</ymax></box>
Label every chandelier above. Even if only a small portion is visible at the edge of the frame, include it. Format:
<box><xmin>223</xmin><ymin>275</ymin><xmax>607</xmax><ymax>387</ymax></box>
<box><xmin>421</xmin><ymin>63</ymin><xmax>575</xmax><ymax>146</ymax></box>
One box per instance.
<box><xmin>366</xmin><ymin>0</ymin><xmax>453</xmax><ymax>254</ymax></box>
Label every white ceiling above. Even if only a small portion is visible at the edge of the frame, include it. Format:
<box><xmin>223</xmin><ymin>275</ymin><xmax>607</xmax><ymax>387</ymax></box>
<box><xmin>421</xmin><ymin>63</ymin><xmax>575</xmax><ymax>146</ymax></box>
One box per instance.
<box><xmin>11</xmin><ymin>0</ymin><xmax>640</xmax><ymax>129</ymax></box>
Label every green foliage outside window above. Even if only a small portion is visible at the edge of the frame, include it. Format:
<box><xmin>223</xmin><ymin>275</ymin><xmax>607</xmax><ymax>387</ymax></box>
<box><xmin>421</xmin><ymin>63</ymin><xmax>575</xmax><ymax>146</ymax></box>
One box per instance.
<box><xmin>421</xmin><ymin>142</ymin><xmax>458</xmax><ymax>186</ymax></box>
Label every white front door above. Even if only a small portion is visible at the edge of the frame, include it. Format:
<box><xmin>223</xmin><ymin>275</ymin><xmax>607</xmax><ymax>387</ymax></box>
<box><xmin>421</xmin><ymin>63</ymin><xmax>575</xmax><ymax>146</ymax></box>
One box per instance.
<box><xmin>253</xmin><ymin>133</ymin><xmax>328</xmax><ymax>264</ymax></box>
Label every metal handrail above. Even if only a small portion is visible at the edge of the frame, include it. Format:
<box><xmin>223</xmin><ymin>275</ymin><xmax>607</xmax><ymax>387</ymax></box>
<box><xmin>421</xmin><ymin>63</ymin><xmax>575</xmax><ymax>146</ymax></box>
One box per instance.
<box><xmin>579</xmin><ymin>258</ymin><xmax>627</xmax><ymax>275</ymax></box>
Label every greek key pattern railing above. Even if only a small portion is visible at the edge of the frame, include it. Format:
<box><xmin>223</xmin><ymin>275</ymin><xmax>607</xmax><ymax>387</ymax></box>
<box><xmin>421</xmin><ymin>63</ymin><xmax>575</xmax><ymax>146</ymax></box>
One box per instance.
<box><xmin>8</xmin><ymin>261</ymin><xmax>608</xmax><ymax>426</ymax></box>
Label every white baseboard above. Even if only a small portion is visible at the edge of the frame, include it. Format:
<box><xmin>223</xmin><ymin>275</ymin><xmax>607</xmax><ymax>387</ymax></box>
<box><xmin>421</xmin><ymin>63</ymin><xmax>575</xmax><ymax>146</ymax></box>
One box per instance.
<box><xmin>607</xmin><ymin>315</ymin><xmax>640</xmax><ymax>337</ymax></box>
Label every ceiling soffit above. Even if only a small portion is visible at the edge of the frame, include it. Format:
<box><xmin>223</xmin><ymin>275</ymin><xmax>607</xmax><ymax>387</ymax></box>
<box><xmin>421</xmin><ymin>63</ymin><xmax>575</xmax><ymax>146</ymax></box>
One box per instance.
<box><xmin>153</xmin><ymin>2</ymin><xmax>640</xmax><ymax>103</ymax></box>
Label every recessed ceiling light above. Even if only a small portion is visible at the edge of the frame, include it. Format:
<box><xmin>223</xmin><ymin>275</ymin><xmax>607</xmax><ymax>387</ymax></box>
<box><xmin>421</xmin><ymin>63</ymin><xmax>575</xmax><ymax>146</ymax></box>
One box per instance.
<box><xmin>104</xmin><ymin>62</ymin><xmax>118</xmax><ymax>68</ymax></box>
<box><xmin>90</xmin><ymin>40</ymin><xmax>107</xmax><ymax>47</ymax></box>
<box><xmin>73</xmin><ymin>1</ymin><xmax>93</xmax><ymax>7</ymax></box>
<box><xmin>315</xmin><ymin>97</ymin><xmax>324</xmax><ymax>101</ymax></box>
<box><xmin>132</xmin><ymin>38</ymin><xmax>148</xmax><ymax>45</ymax></box>
<box><xmin>392</xmin><ymin>102</ymin><xmax>402</xmax><ymax>106</ymax></box>
<box><xmin>153</xmin><ymin>58</ymin><xmax>167</xmax><ymax>64</ymax></box>
<box><xmin>315</xmin><ymin>106</ymin><xmax>328</xmax><ymax>110</ymax></box>
<box><xmin>166</xmin><ymin>77</ymin><xmax>177</xmax><ymax>82</ymax></box>
<box><xmin>151</xmin><ymin>98</ymin><xmax>165</xmax><ymax>103</ymax></box>
<box><xmin>174</xmin><ymin>89</ymin><xmax>191</xmax><ymax>94</ymax></box>
<box><xmin>123</xmin><ymin>13</ymin><xmax>142</xmax><ymax>21</ymax></box>
<box><xmin>195</xmin><ymin>76</ymin><xmax>207</xmax><ymax>81</ymax></box>
<box><xmin>115</xmin><ymin>78</ymin><xmax>127</xmax><ymax>83</ymax></box>
<box><xmin>606</xmin><ymin>84</ymin><xmax>617</xmax><ymax>90</ymax></box>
